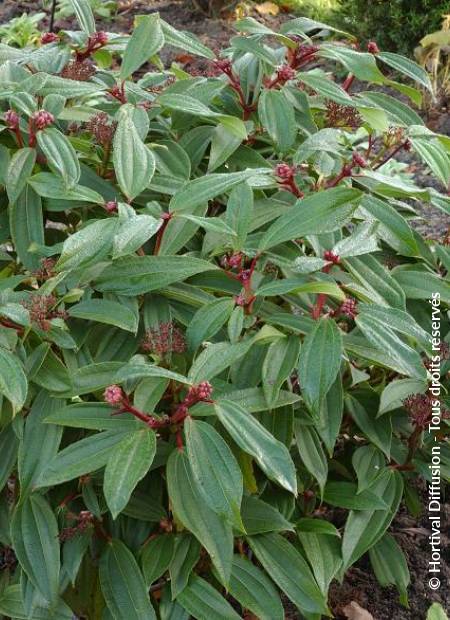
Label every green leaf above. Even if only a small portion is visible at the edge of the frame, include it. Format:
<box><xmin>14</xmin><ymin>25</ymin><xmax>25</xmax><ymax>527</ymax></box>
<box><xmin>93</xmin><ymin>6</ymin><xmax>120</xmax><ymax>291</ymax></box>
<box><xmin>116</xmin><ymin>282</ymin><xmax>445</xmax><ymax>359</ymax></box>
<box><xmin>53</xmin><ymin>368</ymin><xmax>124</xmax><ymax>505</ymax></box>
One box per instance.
<box><xmin>297</xmin><ymin>518</ymin><xmax>340</xmax><ymax>537</ymax></box>
<box><xmin>369</xmin><ymin>533</ymin><xmax>410</xmax><ymax>605</ymax></box>
<box><xmin>294</xmin><ymin>421</ymin><xmax>328</xmax><ymax>497</ymax></box>
<box><xmin>95</xmin><ymin>255</ymin><xmax>215</xmax><ymax>296</ymax></box>
<box><xmin>241</xmin><ymin>495</ymin><xmax>294</xmax><ymax>534</ymax></box>
<box><xmin>113</xmin><ymin>108</ymin><xmax>155</xmax><ymax>200</ymax></box>
<box><xmin>411</xmin><ymin>137</ymin><xmax>450</xmax><ymax>186</ymax></box>
<box><xmin>0</xmin><ymin>585</ymin><xmax>73</xmax><ymax>620</ymax></box>
<box><xmin>188</xmin><ymin>340</ymin><xmax>251</xmax><ymax>383</ymax></box>
<box><xmin>358</xmin><ymin>304</ymin><xmax>431</xmax><ymax>353</ymax></box>
<box><xmin>160</xmin><ymin>19</ymin><xmax>215</xmax><ymax>59</ymax></box>
<box><xmin>9</xmin><ymin>186</ymin><xmax>44</xmax><ymax>270</ymax></box>
<box><xmin>169</xmin><ymin>170</ymin><xmax>258</xmax><ymax>212</ymax></box>
<box><xmin>355</xmin><ymin>313</ymin><xmax>426</xmax><ymax>380</ymax></box>
<box><xmin>298</xmin><ymin>317</ymin><xmax>342</xmax><ymax>417</ymax></box>
<box><xmin>167</xmin><ymin>449</ymin><xmax>233</xmax><ymax>585</ymax></box>
<box><xmin>67</xmin><ymin>0</ymin><xmax>95</xmax><ymax>34</ymax></box>
<box><xmin>142</xmin><ymin>534</ymin><xmax>175</xmax><ymax>587</ymax></box>
<box><xmin>346</xmin><ymin>393</ymin><xmax>392</xmax><ymax>458</ymax></box>
<box><xmin>28</xmin><ymin>172</ymin><xmax>104</xmax><ymax>203</ymax></box>
<box><xmin>352</xmin><ymin>445</ymin><xmax>386</xmax><ymax>493</ymax></box>
<box><xmin>256</xmin><ymin>279</ymin><xmax>345</xmax><ymax>301</ymax></box>
<box><xmin>0</xmin><ymin>347</ymin><xmax>28</xmax><ymax>414</ymax></box>
<box><xmin>186</xmin><ymin>298</ymin><xmax>235</xmax><ymax>351</ymax></box>
<box><xmin>215</xmin><ymin>555</ymin><xmax>284</xmax><ymax>620</ymax></box>
<box><xmin>6</xmin><ymin>147</ymin><xmax>36</xmax><ymax>205</ymax></box>
<box><xmin>343</xmin><ymin>254</ymin><xmax>406</xmax><ymax>309</ymax></box>
<box><xmin>342</xmin><ymin>470</ymin><xmax>404</xmax><ymax>570</ymax></box>
<box><xmin>45</xmin><ymin>402</ymin><xmax>139</xmax><ymax>431</ymax></box>
<box><xmin>427</xmin><ymin>603</ymin><xmax>449</xmax><ymax>620</ymax></box>
<box><xmin>214</xmin><ymin>399</ymin><xmax>297</xmax><ymax>494</ymax></box>
<box><xmin>37</xmin><ymin>127</ymin><xmax>80</xmax><ymax>189</ymax></box>
<box><xmin>225</xmin><ymin>182</ymin><xmax>253</xmax><ymax>251</ymax></box>
<box><xmin>262</xmin><ymin>336</ymin><xmax>300</xmax><ymax>408</ymax></box>
<box><xmin>0</xmin><ymin>423</ymin><xmax>18</xmax><ymax>492</ymax></box>
<box><xmin>68</xmin><ymin>298</ymin><xmax>139</xmax><ymax>333</ymax></box>
<box><xmin>120</xmin><ymin>14</ymin><xmax>164</xmax><ymax>79</ymax></box>
<box><xmin>56</xmin><ymin>218</ymin><xmax>119</xmax><ymax>272</ymax></box>
<box><xmin>169</xmin><ymin>534</ymin><xmax>201</xmax><ymax>599</ymax></box>
<box><xmin>208</xmin><ymin>124</ymin><xmax>242</xmax><ymax>172</ymax></box>
<box><xmin>297</xmin><ymin>531</ymin><xmax>342</xmax><ymax>596</ymax></box>
<box><xmin>320</xmin><ymin>44</ymin><xmax>385</xmax><ymax>82</ymax></box>
<box><xmin>298</xmin><ymin>69</ymin><xmax>353</xmax><ymax>106</ymax></box>
<box><xmin>247</xmin><ymin>533</ymin><xmax>329</xmax><ymax>615</ymax></box>
<box><xmin>323</xmin><ymin>481</ymin><xmax>388</xmax><ymax>510</ymax></box>
<box><xmin>392</xmin><ymin>270</ymin><xmax>450</xmax><ymax>304</ymax></box>
<box><xmin>104</xmin><ymin>429</ymin><xmax>156</xmax><ymax>519</ymax></box>
<box><xmin>259</xmin><ymin>187</ymin><xmax>361</xmax><ymax>250</ymax></box>
<box><xmin>258</xmin><ymin>89</ymin><xmax>296</xmax><ymax>152</ymax></box>
<box><xmin>378</xmin><ymin>378</ymin><xmax>427</xmax><ymax>416</ymax></box>
<box><xmin>377</xmin><ymin>52</ymin><xmax>432</xmax><ymax>93</ymax></box>
<box><xmin>176</xmin><ymin>575</ymin><xmax>240</xmax><ymax>620</ymax></box>
<box><xmin>357</xmin><ymin>91</ymin><xmax>424</xmax><ymax>127</ymax></box>
<box><xmin>114</xmin><ymin>361</ymin><xmax>190</xmax><ymax>386</ymax></box>
<box><xmin>18</xmin><ymin>390</ymin><xmax>64</xmax><ymax>498</ymax></box>
<box><xmin>185</xmin><ymin>418</ymin><xmax>243</xmax><ymax>529</ymax></box>
<box><xmin>11</xmin><ymin>495</ymin><xmax>60</xmax><ymax>606</ymax></box>
<box><xmin>100</xmin><ymin>539</ymin><xmax>156</xmax><ymax>620</ymax></box>
<box><xmin>113</xmin><ymin>214</ymin><xmax>161</xmax><ymax>258</ymax></box>
<box><xmin>36</xmin><ymin>430</ymin><xmax>131</xmax><ymax>487</ymax></box>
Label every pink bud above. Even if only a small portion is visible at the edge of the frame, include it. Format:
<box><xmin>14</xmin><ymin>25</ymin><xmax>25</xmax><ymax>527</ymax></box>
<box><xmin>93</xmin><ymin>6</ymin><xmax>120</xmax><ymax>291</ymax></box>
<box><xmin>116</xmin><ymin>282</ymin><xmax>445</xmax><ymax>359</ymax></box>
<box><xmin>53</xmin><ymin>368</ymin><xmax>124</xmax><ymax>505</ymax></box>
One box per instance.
<box><xmin>352</xmin><ymin>152</ymin><xmax>367</xmax><ymax>168</ymax></box>
<box><xmin>367</xmin><ymin>41</ymin><xmax>380</xmax><ymax>54</ymax></box>
<box><xmin>33</xmin><ymin>110</ymin><xmax>54</xmax><ymax>130</ymax></box>
<box><xmin>104</xmin><ymin>385</ymin><xmax>124</xmax><ymax>405</ymax></box>
<box><xmin>41</xmin><ymin>32</ymin><xmax>59</xmax><ymax>44</ymax></box>
<box><xmin>104</xmin><ymin>201</ymin><xmax>118</xmax><ymax>213</ymax></box>
<box><xmin>323</xmin><ymin>250</ymin><xmax>340</xmax><ymax>264</ymax></box>
<box><xmin>4</xmin><ymin>109</ymin><xmax>19</xmax><ymax>129</ymax></box>
<box><xmin>276</xmin><ymin>64</ymin><xmax>296</xmax><ymax>82</ymax></box>
<box><xmin>274</xmin><ymin>163</ymin><xmax>295</xmax><ymax>180</ymax></box>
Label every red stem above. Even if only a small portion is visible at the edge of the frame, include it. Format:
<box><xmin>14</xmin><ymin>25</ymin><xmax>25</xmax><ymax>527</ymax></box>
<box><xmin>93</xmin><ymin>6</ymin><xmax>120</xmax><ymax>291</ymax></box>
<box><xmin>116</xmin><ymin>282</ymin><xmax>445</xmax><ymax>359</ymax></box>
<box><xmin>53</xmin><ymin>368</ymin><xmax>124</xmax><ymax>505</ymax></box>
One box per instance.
<box><xmin>342</xmin><ymin>73</ymin><xmax>355</xmax><ymax>92</ymax></box>
<box><xmin>311</xmin><ymin>262</ymin><xmax>333</xmax><ymax>320</ymax></box>
<box><xmin>373</xmin><ymin>140</ymin><xmax>409</xmax><ymax>170</ymax></box>
<box><xmin>154</xmin><ymin>213</ymin><xmax>172</xmax><ymax>255</ymax></box>
<box><xmin>326</xmin><ymin>164</ymin><xmax>352</xmax><ymax>188</ymax></box>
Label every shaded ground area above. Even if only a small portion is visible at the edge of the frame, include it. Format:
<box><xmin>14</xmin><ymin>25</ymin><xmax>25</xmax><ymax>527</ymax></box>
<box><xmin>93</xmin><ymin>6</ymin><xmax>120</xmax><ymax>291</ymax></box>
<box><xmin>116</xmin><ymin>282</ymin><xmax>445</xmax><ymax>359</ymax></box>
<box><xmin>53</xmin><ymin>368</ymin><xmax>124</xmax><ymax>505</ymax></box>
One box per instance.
<box><xmin>0</xmin><ymin>2</ymin><xmax>449</xmax><ymax>618</ymax></box>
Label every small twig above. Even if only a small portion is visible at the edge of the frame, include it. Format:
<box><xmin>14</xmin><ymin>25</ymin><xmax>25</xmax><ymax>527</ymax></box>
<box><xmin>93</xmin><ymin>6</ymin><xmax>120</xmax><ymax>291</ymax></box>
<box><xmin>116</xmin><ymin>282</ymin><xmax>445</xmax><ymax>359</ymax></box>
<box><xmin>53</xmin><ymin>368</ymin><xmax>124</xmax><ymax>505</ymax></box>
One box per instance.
<box><xmin>49</xmin><ymin>0</ymin><xmax>57</xmax><ymax>33</ymax></box>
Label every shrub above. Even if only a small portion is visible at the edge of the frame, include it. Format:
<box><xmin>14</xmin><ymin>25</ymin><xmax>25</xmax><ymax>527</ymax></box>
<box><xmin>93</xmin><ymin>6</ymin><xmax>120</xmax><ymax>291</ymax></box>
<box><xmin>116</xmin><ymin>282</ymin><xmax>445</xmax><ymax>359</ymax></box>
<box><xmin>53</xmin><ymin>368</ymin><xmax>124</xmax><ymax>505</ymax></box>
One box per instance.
<box><xmin>0</xmin><ymin>5</ymin><xmax>448</xmax><ymax>619</ymax></box>
<box><xmin>415</xmin><ymin>15</ymin><xmax>450</xmax><ymax>110</ymax></box>
<box><xmin>337</xmin><ymin>0</ymin><xmax>450</xmax><ymax>55</ymax></box>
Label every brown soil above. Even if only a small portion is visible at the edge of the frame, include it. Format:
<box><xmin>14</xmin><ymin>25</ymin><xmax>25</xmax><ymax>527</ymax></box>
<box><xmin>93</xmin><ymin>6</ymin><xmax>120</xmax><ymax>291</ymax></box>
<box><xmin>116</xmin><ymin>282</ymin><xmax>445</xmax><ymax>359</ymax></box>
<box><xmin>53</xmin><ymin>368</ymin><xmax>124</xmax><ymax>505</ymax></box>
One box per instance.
<box><xmin>0</xmin><ymin>2</ymin><xmax>449</xmax><ymax>618</ymax></box>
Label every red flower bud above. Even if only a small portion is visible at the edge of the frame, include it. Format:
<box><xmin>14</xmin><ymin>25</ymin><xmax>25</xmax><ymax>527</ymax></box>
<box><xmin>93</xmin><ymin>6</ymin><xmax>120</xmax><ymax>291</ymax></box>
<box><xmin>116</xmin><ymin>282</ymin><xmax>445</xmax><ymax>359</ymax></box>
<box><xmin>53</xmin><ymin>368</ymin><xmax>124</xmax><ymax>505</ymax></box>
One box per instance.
<box><xmin>274</xmin><ymin>163</ymin><xmax>295</xmax><ymax>180</ymax></box>
<box><xmin>104</xmin><ymin>385</ymin><xmax>124</xmax><ymax>405</ymax></box>
<box><xmin>4</xmin><ymin>109</ymin><xmax>19</xmax><ymax>129</ymax></box>
<box><xmin>352</xmin><ymin>152</ymin><xmax>367</xmax><ymax>168</ymax></box>
<box><xmin>32</xmin><ymin>110</ymin><xmax>54</xmax><ymax>130</ymax></box>
<box><xmin>323</xmin><ymin>250</ymin><xmax>340</xmax><ymax>264</ymax></box>
<box><xmin>339</xmin><ymin>297</ymin><xmax>358</xmax><ymax>319</ymax></box>
<box><xmin>104</xmin><ymin>201</ymin><xmax>118</xmax><ymax>213</ymax></box>
<box><xmin>214</xmin><ymin>58</ymin><xmax>233</xmax><ymax>74</ymax></box>
<box><xmin>276</xmin><ymin>64</ymin><xmax>296</xmax><ymax>82</ymax></box>
<box><xmin>41</xmin><ymin>32</ymin><xmax>59</xmax><ymax>44</ymax></box>
<box><xmin>367</xmin><ymin>41</ymin><xmax>380</xmax><ymax>54</ymax></box>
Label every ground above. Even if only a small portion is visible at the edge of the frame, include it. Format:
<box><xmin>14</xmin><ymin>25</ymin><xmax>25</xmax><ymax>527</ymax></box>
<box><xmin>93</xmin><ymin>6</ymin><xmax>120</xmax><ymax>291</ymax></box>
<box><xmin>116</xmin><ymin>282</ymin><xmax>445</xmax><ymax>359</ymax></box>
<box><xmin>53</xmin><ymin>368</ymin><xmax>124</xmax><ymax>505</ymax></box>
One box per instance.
<box><xmin>0</xmin><ymin>1</ymin><xmax>449</xmax><ymax>618</ymax></box>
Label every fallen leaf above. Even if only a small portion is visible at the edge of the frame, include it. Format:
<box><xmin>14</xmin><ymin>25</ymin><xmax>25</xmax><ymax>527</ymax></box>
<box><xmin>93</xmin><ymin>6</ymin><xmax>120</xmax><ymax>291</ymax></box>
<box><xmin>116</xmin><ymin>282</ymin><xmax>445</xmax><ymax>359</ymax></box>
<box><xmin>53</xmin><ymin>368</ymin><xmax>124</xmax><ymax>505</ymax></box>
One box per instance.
<box><xmin>342</xmin><ymin>601</ymin><xmax>375</xmax><ymax>620</ymax></box>
<box><xmin>255</xmin><ymin>1</ymin><xmax>279</xmax><ymax>16</ymax></box>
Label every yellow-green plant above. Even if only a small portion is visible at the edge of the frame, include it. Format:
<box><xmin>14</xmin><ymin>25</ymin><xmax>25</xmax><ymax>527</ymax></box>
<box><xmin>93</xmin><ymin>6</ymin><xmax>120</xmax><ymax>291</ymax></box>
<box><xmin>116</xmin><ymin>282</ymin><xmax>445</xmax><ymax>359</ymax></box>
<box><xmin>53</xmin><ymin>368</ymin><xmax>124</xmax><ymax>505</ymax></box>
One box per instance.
<box><xmin>415</xmin><ymin>15</ymin><xmax>450</xmax><ymax>108</ymax></box>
